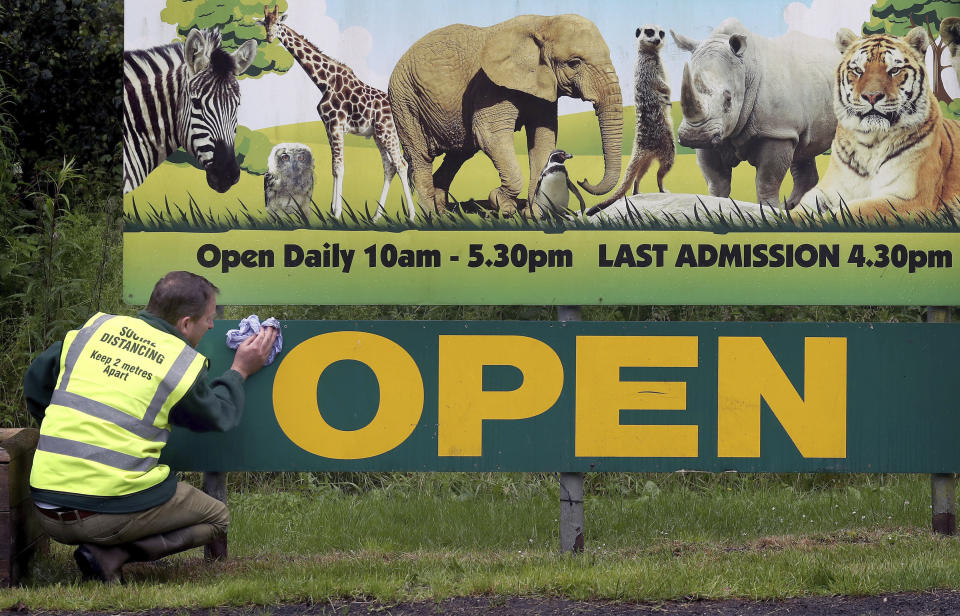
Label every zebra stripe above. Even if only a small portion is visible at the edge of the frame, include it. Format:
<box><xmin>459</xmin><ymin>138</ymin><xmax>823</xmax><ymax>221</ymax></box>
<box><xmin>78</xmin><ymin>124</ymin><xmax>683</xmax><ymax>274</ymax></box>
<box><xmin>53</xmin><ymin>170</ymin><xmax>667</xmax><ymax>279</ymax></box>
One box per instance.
<box><xmin>123</xmin><ymin>43</ymin><xmax>184</xmax><ymax>192</ymax></box>
<box><xmin>123</xmin><ymin>29</ymin><xmax>249</xmax><ymax>194</ymax></box>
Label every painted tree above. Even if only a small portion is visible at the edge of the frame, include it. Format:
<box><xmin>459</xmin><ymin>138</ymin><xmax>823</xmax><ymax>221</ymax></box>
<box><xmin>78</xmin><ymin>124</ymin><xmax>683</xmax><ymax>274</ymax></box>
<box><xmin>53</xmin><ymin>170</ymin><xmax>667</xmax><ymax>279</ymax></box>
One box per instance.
<box><xmin>160</xmin><ymin>0</ymin><xmax>293</xmax><ymax>78</ymax></box>
<box><xmin>863</xmin><ymin>0</ymin><xmax>959</xmax><ymax>103</ymax></box>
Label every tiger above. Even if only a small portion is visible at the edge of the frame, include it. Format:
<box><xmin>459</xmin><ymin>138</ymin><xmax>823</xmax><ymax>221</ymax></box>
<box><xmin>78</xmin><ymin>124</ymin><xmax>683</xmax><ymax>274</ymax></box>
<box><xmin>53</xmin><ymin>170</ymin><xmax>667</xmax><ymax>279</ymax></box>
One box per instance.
<box><xmin>797</xmin><ymin>27</ymin><xmax>960</xmax><ymax>220</ymax></box>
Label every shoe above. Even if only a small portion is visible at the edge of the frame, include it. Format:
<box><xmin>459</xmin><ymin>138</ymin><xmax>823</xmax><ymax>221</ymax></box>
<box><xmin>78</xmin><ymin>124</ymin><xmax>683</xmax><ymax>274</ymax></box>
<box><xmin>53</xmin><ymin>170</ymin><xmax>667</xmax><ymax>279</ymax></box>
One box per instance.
<box><xmin>73</xmin><ymin>544</ymin><xmax>128</xmax><ymax>583</ymax></box>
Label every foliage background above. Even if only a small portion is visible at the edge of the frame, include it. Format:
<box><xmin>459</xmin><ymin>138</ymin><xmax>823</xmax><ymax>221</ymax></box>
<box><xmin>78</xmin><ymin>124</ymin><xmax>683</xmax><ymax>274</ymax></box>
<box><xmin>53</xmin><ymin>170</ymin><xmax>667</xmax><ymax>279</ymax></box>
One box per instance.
<box><xmin>161</xmin><ymin>0</ymin><xmax>293</xmax><ymax>79</ymax></box>
<box><xmin>0</xmin><ymin>1</ymin><xmax>954</xmax><ymax>428</ymax></box>
<box><xmin>864</xmin><ymin>0</ymin><xmax>958</xmax><ymax>103</ymax></box>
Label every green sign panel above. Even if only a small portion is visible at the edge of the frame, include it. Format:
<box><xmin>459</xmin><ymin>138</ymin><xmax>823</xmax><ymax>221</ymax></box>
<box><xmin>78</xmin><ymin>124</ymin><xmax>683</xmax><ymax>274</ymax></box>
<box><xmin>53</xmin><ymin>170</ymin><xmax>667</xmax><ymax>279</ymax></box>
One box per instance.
<box><xmin>162</xmin><ymin>321</ymin><xmax>960</xmax><ymax>473</ymax></box>
<box><xmin>124</xmin><ymin>230</ymin><xmax>960</xmax><ymax>306</ymax></box>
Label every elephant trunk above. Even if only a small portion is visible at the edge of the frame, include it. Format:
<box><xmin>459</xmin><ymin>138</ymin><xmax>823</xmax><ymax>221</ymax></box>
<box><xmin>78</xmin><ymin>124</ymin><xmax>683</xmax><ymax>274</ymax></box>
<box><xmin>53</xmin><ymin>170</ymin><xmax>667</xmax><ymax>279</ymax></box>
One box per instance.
<box><xmin>578</xmin><ymin>70</ymin><xmax>623</xmax><ymax>196</ymax></box>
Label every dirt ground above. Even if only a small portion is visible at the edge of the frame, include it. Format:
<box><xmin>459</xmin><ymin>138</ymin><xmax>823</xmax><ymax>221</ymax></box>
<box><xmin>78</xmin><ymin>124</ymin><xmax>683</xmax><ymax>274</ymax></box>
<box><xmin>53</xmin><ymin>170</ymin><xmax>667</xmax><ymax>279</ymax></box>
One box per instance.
<box><xmin>15</xmin><ymin>591</ymin><xmax>960</xmax><ymax>615</ymax></box>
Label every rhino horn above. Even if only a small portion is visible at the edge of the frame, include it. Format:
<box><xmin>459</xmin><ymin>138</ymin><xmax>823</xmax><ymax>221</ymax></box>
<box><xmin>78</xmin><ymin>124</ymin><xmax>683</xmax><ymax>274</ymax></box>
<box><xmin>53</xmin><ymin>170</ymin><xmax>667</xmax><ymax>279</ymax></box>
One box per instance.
<box><xmin>680</xmin><ymin>63</ymin><xmax>705</xmax><ymax>123</ymax></box>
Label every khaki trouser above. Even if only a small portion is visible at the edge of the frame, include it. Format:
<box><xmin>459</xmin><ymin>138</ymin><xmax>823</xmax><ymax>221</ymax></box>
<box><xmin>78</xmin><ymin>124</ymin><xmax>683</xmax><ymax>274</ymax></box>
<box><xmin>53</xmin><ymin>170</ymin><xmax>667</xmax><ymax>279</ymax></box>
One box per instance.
<box><xmin>35</xmin><ymin>482</ymin><xmax>229</xmax><ymax>547</ymax></box>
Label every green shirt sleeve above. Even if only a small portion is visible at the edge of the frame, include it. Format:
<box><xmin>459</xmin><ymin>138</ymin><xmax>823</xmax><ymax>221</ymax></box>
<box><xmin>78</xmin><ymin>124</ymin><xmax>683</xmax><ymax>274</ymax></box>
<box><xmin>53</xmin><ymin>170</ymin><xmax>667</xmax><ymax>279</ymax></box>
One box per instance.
<box><xmin>135</xmin><ymin>309</ymin><xmax>248</xmax><ymax>433</ymax></box>
<box><xmin>167</xmin><ymin>366</ymin><xmax>247</xmax><ymax>432</ymax></box>
<box><xmin>23</xmin><ymin>341</ymin><xmax>63</xmax><ymax>424</ymax></box>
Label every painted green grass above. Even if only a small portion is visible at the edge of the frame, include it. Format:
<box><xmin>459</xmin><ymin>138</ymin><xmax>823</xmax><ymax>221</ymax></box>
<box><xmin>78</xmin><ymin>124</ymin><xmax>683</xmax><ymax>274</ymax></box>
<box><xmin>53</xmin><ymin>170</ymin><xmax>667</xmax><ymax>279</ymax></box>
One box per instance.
<box><xmin>124</xmin><ymin>151</ymin><xmax>844</xmax><ymax>231</ymax></box>
<box><xmin>124</xmin><ymin>107</ymin><xmax>959</xmax><ymax>232</ymax></box>
<box><xmin>123</xmin><ymin>103</ymin><xmax>811</xmax><ymax>232</ymax></box>
<box><xmin>5</xmin><ymin>473</ymin><xmax>960</xmax><ymax>610</ymax></box>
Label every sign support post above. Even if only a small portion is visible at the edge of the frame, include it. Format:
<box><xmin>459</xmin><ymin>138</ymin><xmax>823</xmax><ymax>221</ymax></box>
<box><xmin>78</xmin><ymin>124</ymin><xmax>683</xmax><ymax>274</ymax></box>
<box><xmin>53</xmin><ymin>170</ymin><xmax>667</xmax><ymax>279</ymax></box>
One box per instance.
<box><xmin>202</xmin><ymin>472</ymin><xmax>228</xmax><ymax>559</ymax></box>
<box><xmin>204</xmin><ymin>303</ymin><xmax>229</xmax><ymax>559</ymax></box>
<box><xmin>557</xmin><ymin>306</ymin><xmax>584</xmax><ymax>553</ymax></box>
<box><xmin>927</xmin><ymin>306</ymin><xmax>956</xmax><ymax>535</ymax></box>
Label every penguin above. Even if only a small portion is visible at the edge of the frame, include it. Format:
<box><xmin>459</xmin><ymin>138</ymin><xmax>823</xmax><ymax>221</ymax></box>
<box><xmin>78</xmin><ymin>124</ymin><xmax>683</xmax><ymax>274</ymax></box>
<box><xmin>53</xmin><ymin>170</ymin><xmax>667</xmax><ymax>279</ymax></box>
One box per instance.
<box><xmin>529</xmin><ymin>149</ymin><xmax>586</xmax><ymax>219</ymax></box>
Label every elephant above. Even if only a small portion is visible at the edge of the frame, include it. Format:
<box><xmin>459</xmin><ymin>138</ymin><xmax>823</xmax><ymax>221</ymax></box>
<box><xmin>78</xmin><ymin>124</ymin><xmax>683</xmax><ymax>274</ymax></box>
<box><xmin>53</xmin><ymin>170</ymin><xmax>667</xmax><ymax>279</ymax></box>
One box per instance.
<box><xmin>388</xmin><ymin>14</ymin><xmax>623</xmax><ymax>216</ymax></box>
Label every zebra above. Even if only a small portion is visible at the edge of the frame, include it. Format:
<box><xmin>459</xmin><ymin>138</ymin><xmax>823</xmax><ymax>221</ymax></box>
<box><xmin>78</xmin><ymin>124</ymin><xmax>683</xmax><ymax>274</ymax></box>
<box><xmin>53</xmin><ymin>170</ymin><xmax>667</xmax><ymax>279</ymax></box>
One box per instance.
<box><xmin>123</xmin><ymin>29</ymin><xmax>257</xmax><ymax>194</ymax></box>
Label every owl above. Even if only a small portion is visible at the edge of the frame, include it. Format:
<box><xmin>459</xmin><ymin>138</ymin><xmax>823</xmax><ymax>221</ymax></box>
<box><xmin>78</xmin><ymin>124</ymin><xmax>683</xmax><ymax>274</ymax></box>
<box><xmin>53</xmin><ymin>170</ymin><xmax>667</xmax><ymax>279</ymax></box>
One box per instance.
<box><xmin>264</xmin><ymin>143</ymin><xmax>315</xmax><ymax>222</ymax></box>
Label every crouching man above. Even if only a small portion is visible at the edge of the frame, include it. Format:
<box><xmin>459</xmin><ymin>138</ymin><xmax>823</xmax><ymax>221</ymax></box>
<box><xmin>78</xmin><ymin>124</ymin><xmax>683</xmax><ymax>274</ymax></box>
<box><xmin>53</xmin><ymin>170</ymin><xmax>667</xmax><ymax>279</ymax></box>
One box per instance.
<box><xmin>23</xmin><ymin>271</ymin><xmax>278</xmax><ymax>582</ymax></box>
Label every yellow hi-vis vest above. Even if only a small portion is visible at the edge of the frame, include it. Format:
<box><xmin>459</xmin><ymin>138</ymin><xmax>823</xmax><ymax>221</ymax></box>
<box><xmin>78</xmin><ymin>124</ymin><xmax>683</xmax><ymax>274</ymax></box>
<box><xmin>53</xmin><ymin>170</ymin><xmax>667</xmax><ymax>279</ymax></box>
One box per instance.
<box><xmin>30</xmin><ymin>313</ymin><xmax>207</xmax><ymax>497</ymax></box>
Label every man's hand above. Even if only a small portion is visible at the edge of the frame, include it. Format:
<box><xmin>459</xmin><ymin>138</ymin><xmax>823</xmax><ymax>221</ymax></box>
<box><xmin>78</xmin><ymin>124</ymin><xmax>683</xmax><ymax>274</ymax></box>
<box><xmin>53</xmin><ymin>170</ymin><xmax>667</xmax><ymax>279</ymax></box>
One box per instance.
<box><xmin>230</xmin><ymin>327</ymin><xmax>279</xmax><ymax>380</ymax></box>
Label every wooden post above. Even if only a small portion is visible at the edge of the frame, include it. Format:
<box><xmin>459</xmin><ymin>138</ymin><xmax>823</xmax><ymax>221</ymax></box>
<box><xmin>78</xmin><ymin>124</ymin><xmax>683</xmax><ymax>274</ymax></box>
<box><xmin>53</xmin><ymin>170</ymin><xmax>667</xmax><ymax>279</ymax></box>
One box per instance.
<box><xmin>557</xmin><ymin>306</ymin><xmax>584</xmax><ymax>553</ymax></box>
<box><xmin>0</xmin><ymin>428</ymin><xmax>47</xmax><ymax>585</ymax></box>
<box><xmin>927</xmin><ymin>306</ymin><xmax>956</xmax><ymax>535</ymax></box>
<box><xmin>202</xmin><ymin>472</ymin><xmax>228</xmax><ymax>559</ymax></box>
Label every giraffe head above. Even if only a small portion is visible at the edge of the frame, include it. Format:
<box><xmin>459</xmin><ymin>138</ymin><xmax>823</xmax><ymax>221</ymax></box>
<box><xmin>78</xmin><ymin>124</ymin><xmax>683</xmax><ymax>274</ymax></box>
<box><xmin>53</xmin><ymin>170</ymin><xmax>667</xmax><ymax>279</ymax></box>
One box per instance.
<box><xmin>258</xmin><ymin>5</ymin><xmax>286</xmax><ymax>44</ymax></box>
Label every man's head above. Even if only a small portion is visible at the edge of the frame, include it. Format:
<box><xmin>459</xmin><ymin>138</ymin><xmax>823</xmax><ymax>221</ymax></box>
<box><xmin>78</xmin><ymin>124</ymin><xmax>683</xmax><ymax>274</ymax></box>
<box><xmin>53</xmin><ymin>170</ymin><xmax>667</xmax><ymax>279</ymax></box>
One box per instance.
<box><xmin>146</xmin><ymin>271</ymin><xmax>219</xmax><ymax>347</ymax></box>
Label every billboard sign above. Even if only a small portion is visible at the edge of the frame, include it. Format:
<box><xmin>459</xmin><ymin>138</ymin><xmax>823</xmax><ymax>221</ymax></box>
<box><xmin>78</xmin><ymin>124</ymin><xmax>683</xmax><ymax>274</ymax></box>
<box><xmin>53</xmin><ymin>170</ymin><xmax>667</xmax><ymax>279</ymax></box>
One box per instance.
<box><xmin>163</xmin><ymin>320</ymin><xmax>960</xmax><ymax>472</ymax></box>
<box><xmin>123</xmin><ymin>1</ymin><xmax>960</xmax><ymax>305</ymax></box>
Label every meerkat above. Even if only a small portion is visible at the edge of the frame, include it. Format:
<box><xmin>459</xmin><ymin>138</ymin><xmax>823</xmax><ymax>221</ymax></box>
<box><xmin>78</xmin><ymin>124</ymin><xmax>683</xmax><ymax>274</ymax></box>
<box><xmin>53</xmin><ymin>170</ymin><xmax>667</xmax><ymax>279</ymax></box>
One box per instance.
<box><xmin>529</xmin><ymin>149</ymin><xmax>586</xmax><ymax>219</ymax></box>
<box><xmin>587</xmin><ymin>25</ymin><xmax>674</xmax><ymax>215</ymax></box>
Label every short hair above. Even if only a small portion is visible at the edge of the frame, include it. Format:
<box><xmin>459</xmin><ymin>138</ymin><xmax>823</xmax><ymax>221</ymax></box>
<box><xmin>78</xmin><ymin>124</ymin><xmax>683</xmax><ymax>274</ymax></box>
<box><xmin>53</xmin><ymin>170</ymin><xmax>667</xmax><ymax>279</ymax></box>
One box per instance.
<box><xmin>146</xmin><ymin>271</ymin><xmax>219</xmax><ymax>325</ymax></box>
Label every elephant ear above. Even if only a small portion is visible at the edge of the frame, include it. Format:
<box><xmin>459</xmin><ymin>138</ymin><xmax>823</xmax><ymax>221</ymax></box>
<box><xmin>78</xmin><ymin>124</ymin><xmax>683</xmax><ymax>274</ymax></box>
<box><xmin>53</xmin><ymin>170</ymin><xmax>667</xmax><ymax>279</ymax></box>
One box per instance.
<box><xmin>480</xmin><ymin>22</ymin><xmax>557</xmax><ymax>102</ymax></box>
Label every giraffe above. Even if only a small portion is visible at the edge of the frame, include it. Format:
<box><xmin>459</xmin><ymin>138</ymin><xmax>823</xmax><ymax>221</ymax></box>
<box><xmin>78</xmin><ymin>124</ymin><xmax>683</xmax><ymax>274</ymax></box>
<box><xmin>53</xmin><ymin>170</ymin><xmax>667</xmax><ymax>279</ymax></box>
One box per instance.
<box><xmin>259</xmin><ymin>5</ymin><xmax>415</xmax><ymax>221</ymax></box>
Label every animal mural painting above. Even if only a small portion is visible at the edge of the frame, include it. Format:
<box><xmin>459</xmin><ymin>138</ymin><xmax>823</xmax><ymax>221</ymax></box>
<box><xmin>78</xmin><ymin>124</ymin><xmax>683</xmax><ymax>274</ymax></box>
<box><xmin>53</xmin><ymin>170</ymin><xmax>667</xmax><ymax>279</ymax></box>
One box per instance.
<box><xmin>264</xmin><ymin>142</ymin><xmax>315</xmax><ymax>221</ymax></box>
<box><xmin>120</xmin><ymin>1</ymin><xmax>960</xmax><ymax>309</ymax></box>
<box><xmin>122</xmin><ymin>1</ymin><xmax>960</xmax><ymax>231</ymax></box>
<box><xmin>589</xmin><ymin>24</ymin><xmax>675</xmax><ymax>215</ymax></box>
<box><xmin>388</xmin><ymin>14</ymin><xmax>624</xmax><ymax>217</ymax></box>
<box><xmin>259</xmin><ymin>5</ymin><xmax>415</xmax><ymax>221</ymax></box>
<box><xmin>797</xmin><ymin>28</ymin><xmax>960</xmax><ymax>218</ymax></box>
<box><xmin>123</xmin><ymin>29</ymin><xmax>257</xmax><ymax>194</ymax></box>
<box><xmin>671</xmin><ymin>19</ymin><xmax>839</xmax><ymax>208</ymax></box>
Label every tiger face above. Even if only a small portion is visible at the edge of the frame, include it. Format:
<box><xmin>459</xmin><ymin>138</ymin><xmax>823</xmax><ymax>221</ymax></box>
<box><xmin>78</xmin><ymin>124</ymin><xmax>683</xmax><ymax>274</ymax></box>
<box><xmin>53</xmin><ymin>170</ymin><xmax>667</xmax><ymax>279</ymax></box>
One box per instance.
<box><xmin>834</xmin><ymin>27</ymin><xmax>931</xmax><ymax>134</ymax></box>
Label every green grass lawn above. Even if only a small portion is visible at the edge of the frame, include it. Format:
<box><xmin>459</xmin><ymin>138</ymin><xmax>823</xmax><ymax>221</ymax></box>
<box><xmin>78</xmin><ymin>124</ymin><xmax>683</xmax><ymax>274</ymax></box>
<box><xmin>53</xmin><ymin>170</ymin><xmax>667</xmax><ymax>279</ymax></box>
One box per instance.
<box><xmin>6</xmin><ymin>473</ymin><xmax>960</xmax><ymax>611</ymax></box>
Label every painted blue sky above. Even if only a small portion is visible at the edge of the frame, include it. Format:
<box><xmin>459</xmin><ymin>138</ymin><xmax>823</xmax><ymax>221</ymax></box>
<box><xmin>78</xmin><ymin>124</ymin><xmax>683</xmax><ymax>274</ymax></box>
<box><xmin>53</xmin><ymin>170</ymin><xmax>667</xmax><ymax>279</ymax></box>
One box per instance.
<box><xmin>127</xmin><ymin>0</ymin><xmax>957</xmax><ymax>129</ymax></box>
<box><xmin>324</xmin><ymin>0</ymin><xmax>794</xmax><ymax>69</ymax></box>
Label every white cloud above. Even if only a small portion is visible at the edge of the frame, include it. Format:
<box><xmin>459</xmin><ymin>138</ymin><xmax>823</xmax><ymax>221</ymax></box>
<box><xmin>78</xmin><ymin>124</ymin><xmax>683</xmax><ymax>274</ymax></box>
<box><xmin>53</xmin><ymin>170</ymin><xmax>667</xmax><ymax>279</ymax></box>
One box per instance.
<box><xmin>238</xmin><ymin>0</ymin><xmax>385</xmax><ymax>129</ymax></box>
<box><xmin>783</xmin><ymin>0</ymin><xmax>875</xmax><ymax>41</ymax></box>
<box><xmin>124</xmin><ymin>0</ymin><xmax>176</xmax><ymax>50</ymax></box>
<box><xmin>282</xmin><ymin>1</ymin><xmax>383</xmax><ymax>88</ymax></box>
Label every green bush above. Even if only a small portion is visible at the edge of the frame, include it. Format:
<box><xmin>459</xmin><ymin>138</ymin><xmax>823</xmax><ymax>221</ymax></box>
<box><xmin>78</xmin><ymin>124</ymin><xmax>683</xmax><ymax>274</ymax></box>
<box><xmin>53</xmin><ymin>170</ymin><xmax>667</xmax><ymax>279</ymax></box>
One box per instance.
<box><xmin>0</xmin><ymin>0</ymin><xmax>122</xmax><ymax>195</ymax></box>
<box><xmin>944</xmin><ymin>99</ymin><xmax>960</xmax><ymax>122</ymax></box>
<box><xmin>236</xmin><ymin>126</ymin><xmax>277</xmax><ymax>175</ymax></box>
<box><xmin>0</xmin><ymin>158</ymin><xmax>126</xmax><ymax>426</ymax></box>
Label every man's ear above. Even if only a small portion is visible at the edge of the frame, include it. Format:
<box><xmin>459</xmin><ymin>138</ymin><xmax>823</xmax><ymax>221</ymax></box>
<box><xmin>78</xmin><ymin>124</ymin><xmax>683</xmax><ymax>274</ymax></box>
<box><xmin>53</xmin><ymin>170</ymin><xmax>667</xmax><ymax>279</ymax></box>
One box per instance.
<box><xmin>175</xmin><ymin>315</ymin><xmax>192</xmax><ymax>336</ymax></box>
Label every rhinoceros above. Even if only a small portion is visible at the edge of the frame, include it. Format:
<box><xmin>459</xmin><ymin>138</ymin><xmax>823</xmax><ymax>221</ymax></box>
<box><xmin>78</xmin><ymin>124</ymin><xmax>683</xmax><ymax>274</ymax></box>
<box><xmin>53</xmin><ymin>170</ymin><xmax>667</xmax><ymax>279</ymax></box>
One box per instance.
<box><xmin>671</xmin><ymin>19</ymin><xmax>839</xmax><ymax>208</ymax></box>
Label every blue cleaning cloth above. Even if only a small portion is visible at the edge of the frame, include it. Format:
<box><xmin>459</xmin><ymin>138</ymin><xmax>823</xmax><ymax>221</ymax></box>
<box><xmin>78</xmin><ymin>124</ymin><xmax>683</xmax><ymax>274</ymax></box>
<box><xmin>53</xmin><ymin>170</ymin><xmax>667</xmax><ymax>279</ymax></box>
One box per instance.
<box><xmin>225</xmin><ymin>315</ymin><xmax>283</xmax><ymax>366</ymax></box>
